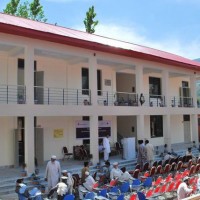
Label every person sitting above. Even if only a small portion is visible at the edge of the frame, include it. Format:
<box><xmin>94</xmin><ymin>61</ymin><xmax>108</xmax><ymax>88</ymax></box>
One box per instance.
<box><xmin>110</xmin><ymin>162</ymin><xmax>123</xmax><ymax>180</ymax></box>
<box><xmin>118</xmin><ymin>167</ymin><xmax>133</xmax><ymax>183</ymax></box>
<box><xmin>81</xmin><ymin>161</ymin><xmax>90</xmax><ymax>183</ymax></box>
<box><xmin>78</xmin><ymin>171</ymin><xmax>96</xmax><ymax>199</ymax></box>
<box><xmin>164</xmin><ymin>152</ymin><xmax>174</xmax><ymax>162</ymax></box>
<box><xmin>47</xmin><ymin>176</ymin><xmax>68</xmax><ymax>200</ymax></box>
<box><xmin>61</xmin><ymin>170</ymin><xmax>74</xmax><ymax>194</ymax></box>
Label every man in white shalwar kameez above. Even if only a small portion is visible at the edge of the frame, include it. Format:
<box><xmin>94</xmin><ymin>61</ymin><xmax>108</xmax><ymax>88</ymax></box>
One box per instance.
<box><xmin>45</xmin><ymin>155</ymin><xmax>61</xmax><ymax>191</ymax></box>
<box><xmin>110</xmin><ymin>162</ymin><xmax>122</xmax><ymax>180</ymax></box>
<box><xmin>103</xmin><ymin>134</ymin><xmax>111</xmax><ymax>162</ymax></box>
<box><xmin>62</xmin><ymin>170</ymin><xmax>74</xmax><ymax>194</ymax></box>
<box><xmin>145</xmin><ymin>140</ymin><xmax>154</xmax><ymax>166</ymax></box>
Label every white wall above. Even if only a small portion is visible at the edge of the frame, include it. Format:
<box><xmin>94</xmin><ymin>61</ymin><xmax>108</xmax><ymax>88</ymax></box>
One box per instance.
<box><xmin>37</xmin><ymin>116</ymin><xmax>117</xmax><ymax>161</ymax></box>
<box><xmin>171</xmin><ymin>115</ymin><xmax>184</xmax><ymax>143</ymax></box>
<box><xmin>0</xmin><ymin>117</ymin><xmax>16</xmax><ymax>166</ymax></box>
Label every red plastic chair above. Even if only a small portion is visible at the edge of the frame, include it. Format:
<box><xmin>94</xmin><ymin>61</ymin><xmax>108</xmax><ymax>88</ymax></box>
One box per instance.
<box><xmin>129</xmin><ymin>193</ymin><xmax>137</xmax><ymax>200</ymax></box>
<box><xmin>152</xmin><ymin>176</ymin><xmax>163</xmax><ymax>186</ymax></box>
<box><xmin>160</xmin><ymin>184</ymin><xmax>167</xmax><ymax>193</ymax></box>
<box><xmin>154</xmin><ymin>185</ymin><xmax>161</xmax><ymax>194</ymax></box>
<box><xmin>145</xmin><ymin>188</ymin><xmax>154</xmax><ymax>198</ymax></box>
<box><xmin>166</xmin><ymin>182</ymin><xmax>175</xmax><ymax>192</ymax></box>
<box><xmin>165</xmin><ymin>173</ymin><xmax>172</xmax><ymax>183</ymax></box>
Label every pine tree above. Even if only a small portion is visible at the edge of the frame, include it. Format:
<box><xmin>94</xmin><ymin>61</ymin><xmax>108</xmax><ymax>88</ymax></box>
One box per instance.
<box><xmin>84</xmin><ymin>6</ymin><xmax>99</xmax><ymax>34</ymax></box>
<box><xmin>3</xmin><ymin>0</ymin><xmax>20</xmax><ymax>15</ymax></box>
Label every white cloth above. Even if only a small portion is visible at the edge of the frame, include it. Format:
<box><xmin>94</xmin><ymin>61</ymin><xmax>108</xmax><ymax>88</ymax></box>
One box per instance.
<box><xmin>118</xmin><ymin>171</ymin><xmax>133</xmax><ymax>182</ymax></box>
<box><xmin>110</xmin><ymin>167</ymin><xmax>122</xmax><ymax>180</ymax></box>
<box><xmin>103</xmin><ymin>137</ymin><xmax>111</xmax><ymax>161</ymax></box>
<box><xmin>146</xmin><ymin>143</ymin><xmax>154</xmax><ymax>162</ymax></box>
<box><xmin>164</xmin><ymin>154</ymin><xmax>174</xmax><ymax>161</ymax></box>
<box><xmin>78</xmin><ymin>175</ymin><xmax>96</xmax><ymax>199</ymax></box>
<box><xmin>45</xmin><ymin>160</ymin><xmax>61</xmax><ymax>191</ymax></box>
<box><xmin>177</xmin><ymin>182</ymin><xmax>192</xmax><ymax>200</ymax></box>
<box><xmin>57</xmin><ymin>182</ymin><xmax>68</xmax><ymax>196</ymax></box>
<box><xmin>67</xmin><ymin>173</ymin><xmax>74</xmax><ymax>194</ymax></box>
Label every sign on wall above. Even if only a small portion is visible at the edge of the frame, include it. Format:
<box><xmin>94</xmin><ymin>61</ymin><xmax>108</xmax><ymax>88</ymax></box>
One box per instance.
<box><xmin>54</xmin><ymin>129</ymin><xmax>64</xmax><ymax>138</ymax></box>
<box><xmin>75</xmin><ymin>120</ymin><xmax>111</xmax><ymax>139</ymax></box>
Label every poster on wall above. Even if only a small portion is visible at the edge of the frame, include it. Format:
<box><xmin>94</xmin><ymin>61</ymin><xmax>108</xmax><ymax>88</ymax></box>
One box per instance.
<box><xmin>54</xmin><ymin>129</ymin><xmax>64</xmax><ymax>138</ymax></box>
<box><xmin>75</xmin><ymin>120</ymin><xmax>111</xmax><ymax>139</ymax></box>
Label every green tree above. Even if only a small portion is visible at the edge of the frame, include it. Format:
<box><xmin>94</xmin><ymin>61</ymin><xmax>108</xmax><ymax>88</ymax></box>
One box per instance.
<box><xmin>3</xmin><ymin>0</ymin><xmax>47</xmax><ymax>22</ymax></box>
<box><xmin>3</xmin><ymin>0</ymin><xmax>20</xmax><ymax>15</ymax></box>
<box><xmin>84</xmin><ymin>6</ymin><xmax>98</xmax><ymax>34</ymax></box>
<box><xmin>30</xmin><ymin>0</ymin><xmax>47</xmax><ymax>22</ymax></box>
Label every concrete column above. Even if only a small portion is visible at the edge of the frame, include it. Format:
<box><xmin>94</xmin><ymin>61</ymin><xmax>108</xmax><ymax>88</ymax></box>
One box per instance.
<box><xmin>190</xmin><ymin>74</ymin><xmax>197</xmax><ymax>107</ymax></box>
<box><xmin>89</xmin><ymin>55</ymin><xmax>97</xmax><ymax>106</ymax></box>
<box><xmin>162</xmin><ymin>70</ymin><xmax>169</xmax><ymax>107</ymax></box>
<box><xmin>163</xmin><ymin>115</ymin><xmax>171</xmax><ymax>151</ymax></box>
<box><xmin>191</xmin><ymin>114</ymin><xmax>199</xmax><ymax>147</ymax></box>
<box><xmin>24</xmin><ymin>46</ymin><xmax>34</xmax><ymax>105</ymax></box>
<box><xmin>135</xmin><ymin>65</ymin><xmax>143</xmax><ymax>106</ymax></box>
<box><xmin>24</xmin><ymin>115</ymin><xmax>35</xmax><ymax>174</ymax></box>
<box><xmin>136</xmin><ymin>115</ymin><xmax>145</xmax><ymax>140</ymax></box>
<box><xmin>90</xmin><ymin>115</ymin><xmax>99</xmax><ymax>165</ymax></box>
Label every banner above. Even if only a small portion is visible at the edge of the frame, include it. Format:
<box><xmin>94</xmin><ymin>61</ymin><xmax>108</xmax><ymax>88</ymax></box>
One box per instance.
<box><xmin>75</xmin><ymin>120</ymin><xmax>111</xmax><ymax>138</ymax></box>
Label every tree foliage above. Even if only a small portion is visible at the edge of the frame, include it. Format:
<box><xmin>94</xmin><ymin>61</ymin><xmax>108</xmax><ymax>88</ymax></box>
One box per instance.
<box><xmin>3</xmin><ymin>0</ymin><xmax>47</xmax><ymax>22</ymax></box>
<box><xmin>84</xmin><ymin>6</ymin><xmax>98</xmax><ymax>34</ymax></box>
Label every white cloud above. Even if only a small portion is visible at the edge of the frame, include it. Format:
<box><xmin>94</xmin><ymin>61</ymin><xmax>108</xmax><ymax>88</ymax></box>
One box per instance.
<box><xmin>74</xmin><ymin>23</ymin><xmax>200</xmax><ymax>60</ymax></box>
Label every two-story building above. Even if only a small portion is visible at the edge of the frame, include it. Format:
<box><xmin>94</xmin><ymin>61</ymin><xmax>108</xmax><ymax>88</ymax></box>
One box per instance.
<box><xmin>0</xmin><ymin>13</ymin><xmax>200</xmax><ymax>173</ymax></box>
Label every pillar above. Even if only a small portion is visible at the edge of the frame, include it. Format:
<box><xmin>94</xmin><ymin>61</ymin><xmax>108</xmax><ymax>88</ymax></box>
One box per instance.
<box><xmin>190</xmin><ymin>74</ymin><xmax>197</xmax><ymax>107</ymax></box>
<box><xmin>89</xmin><ymin>55</ymin><xmax>97</xmax><ymax>106</ymax></box>
<box><xmin>135</xmin><ymin>65</ymin><xmax>143</xmax><ymax>106</ymax></box>
<box><xmin>24</xmin><ymin>46</ymin><xmax>34</xmax><ymax>105</ymax></box>
<box><xmin>90</xmin><ymin>115</ymin><xmax>99</xmax><ymax>165</ymax></box>
<box><xmin>163</xmin><ymin>115</ymin><xmax>171</xmax><ymax>151</ymax></box>
<box><xmin>136</xmin><ymin>115</ymin><xmax>145</xmax><ymax>140</ymax></box>
<box><xmin>24</xmin><ymin>115</ymin><xmax>35</xmax><ymax>174</ymax></box>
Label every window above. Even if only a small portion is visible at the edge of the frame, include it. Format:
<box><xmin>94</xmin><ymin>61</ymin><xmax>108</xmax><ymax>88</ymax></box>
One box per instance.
<box><xmin>82</xmin><ymin>68</ymin><xmax>89</xmax><ymax>95</ymax></box>
<box><xmin>97</xmin><ymin>70</ymin><xmax>102</xmax><ymax>95</ymax></box>
<box><xmin>149</xmin><ymin>77</ymin><xmax>161</xmax><ymax>97</ymax></box>
<box><xmin>150</xmin><ymin>115</ymin><xmax>163</xmax><ymax>138</ymax></box>
<box><xmin>82</xmin><ymin>116</ymin><xmax>90</xmax><ymax>121</ymax></box>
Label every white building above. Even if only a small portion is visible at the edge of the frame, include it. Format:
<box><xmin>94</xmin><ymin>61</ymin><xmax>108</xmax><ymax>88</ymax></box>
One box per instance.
<box><xmin>0</xmin><ymin>13</ymin><xmax>200</xmax><ymax>173</ymax></box>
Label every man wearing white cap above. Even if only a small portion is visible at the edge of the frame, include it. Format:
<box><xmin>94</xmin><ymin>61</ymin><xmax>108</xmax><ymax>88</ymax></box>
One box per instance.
<box><xmin>78</xmin><ymin>171</ymin><xmax>96</xmax><ymax>199</ymax></box>
<box><xmin>62</xmin><ymin>170</ymin><xmax>74</xmax><ymax>194</ymax></box>
<box><xmin>110</xmin><ymin>162</ymin><xmax>122</xmax><ymax>180</ymax></box>
<box><xmin>45</xmin><ymin>155</ymin><xmax>61</xmax><ymax>191</ymax></box>
<box><xmin>177</xmin><ymin>176</ymin><xmax>193</xmax><ymax>200</ymax></box>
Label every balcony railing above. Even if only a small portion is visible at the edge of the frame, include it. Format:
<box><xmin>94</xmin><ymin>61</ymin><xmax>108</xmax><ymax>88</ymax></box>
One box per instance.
<box><xmin>140</xmin><ymin>94</ymin><xmax>166</xmax><ymax>107</ymax></box>
<box><xmin>170</xmin><ymin>96</ymin><xmax>194</xmax><ymax>107</ymax></box>
<box><xmin>34</xmin><ymin>86</ymin><xmax>91</xmax><ymax>105</ymax></box>
<box><xmin>0</xmin><ymin>85</ymin><xmax>26</xmax><ymax>104</ymax></box>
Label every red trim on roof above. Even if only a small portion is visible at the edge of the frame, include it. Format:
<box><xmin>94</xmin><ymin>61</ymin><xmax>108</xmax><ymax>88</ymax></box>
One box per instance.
<box><xmin>0</xmin><ymin>13</ymin><xmax>200</xmax><ymax>71</ymax></box>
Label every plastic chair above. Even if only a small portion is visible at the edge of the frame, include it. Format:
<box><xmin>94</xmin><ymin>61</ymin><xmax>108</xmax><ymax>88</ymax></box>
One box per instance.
<box><xmin>149</xmin><ymin>166</ymin><xmax>156</xmax><ymax>177</ymax></box>
<box><xmin>132</xmin><ymin>169</ymin><xmax>140</xmax><ymax>179</ymax></box>
<box><xmin>152</xmin><ymin>176</ymin><xmax>163</xmax><ymax>186</ymax></box>
<box><xmin>98</xmin><ymin>189</ymin><xmax>107</xmax><ymax>197</ymax></box>
<box><xmin>131</xmin><ymin>179</ymin><xmax>142</xmax><ymax>191</ymax></box>
<box><xmin>62</xmin><ymin>146</ymin><xmax>73</xmax><ymax>160</ymax></box>
<box><xmin>145</xmin><ymin>188</ymin><xmax>154</xmax><ymax>198</ymax></box>
<box><xmin>142</xmin><ymin>177</ymin><xmax>152</xmax><ymax>188</ymax></box>
<box><xmin>137</xmin><ymin>191</ymin><xmax>146</xmax><ymax>200</ymax></box>
<box><xmin>142</xmin><ymin>162</ymin><xmax>149</xmax><ymax>172</ymax></box>
<box><xmin>176</xmin><ymin>161</ymin><xmax>183</xmax><ymax>171</ymax></box>
<box><xmin>119</xmin><ymin>182</ymin><xmax>129</xmax><ymax>193</ymax></box>
<box><xmin>116</xmin><ymin>194</ymin><xmax>124</xmax><ymax>200</ymax></box>
<box><xmin>166</xmin><ymin>182</ymin><xmax>175</xmax><ymax>192</ymax></box>
<box><xmin>130</xmin><ymin>193</ymin><xmax>137</xmax><ymax>200</ymax></box>
<box><xmin>64</xmin><ymin>194</ymin><xmax>75</xmax><ymax>200</ymax></box>
<box><xmin>84</xmin><ymin>192</ymin><xmax>95</xmax><ymax>200</ymax></box>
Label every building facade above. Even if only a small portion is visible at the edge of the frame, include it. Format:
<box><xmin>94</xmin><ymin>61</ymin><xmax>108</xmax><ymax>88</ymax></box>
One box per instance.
<box><xmin>0</xmin><ymin>13</ymin><xmax>200</xmax><ymax>173</ymax></box>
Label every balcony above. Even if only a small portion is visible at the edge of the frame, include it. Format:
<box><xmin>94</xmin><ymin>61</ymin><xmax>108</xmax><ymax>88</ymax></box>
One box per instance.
<box><xmin>170</xmin><ymin>96</ymin><xmax>194</xmax><ymax>108</ymax></box>
<box><xmin>0</xmin><ymin>85</ymin><xmax>26</xmax><ymax>104</ymax></box>
<box><xmin>34</xmin><ymin>86</ymin><xmax>91</xmax><ymax>105</ymax></box>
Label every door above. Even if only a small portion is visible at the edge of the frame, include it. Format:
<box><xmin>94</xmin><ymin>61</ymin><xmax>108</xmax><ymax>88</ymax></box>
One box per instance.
<box><xmin>35</xmin><ymin>127</ymin><xmax>44</xmax><ymax>166</ymax></box>
<box><xmin>184</xmin><ymin>121</ymin><xmax>191</xmax><ymax>143</ymax></box>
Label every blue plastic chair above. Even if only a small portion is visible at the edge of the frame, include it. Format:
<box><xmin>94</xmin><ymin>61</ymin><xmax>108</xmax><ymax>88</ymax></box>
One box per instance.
<box><xmin>18</xmin><ymin>194</ymin><xmax>26</xmax><ymax>200</ymax></box>
<box><xmin>110</xmin><ymin>186</ymin><xmax>119</xmax><ymax>193</ymax></box>
<box><xmin>119</xmin><ymin>182</ymin><xmax>130</xmax><ymax>193</ymax></box>
<box><xmin>117</xmin><ymin>194</ymin><xmax>124</xmax><ymax>200</ymax></box>
<box><xmin>142</xmin><ymin>177</ymin><xmax>152</xmax><ymax>188</ymax></box>
<box><xmin>84</xmin><ymin>192</ymin><xmax>95</xmax><ymax>200</ymax></box>
<box><xmin>137</xmin><ymin>191</ymin><xmax>146</xmax><ymax>200</ymax></box>
<box><xmin>64</xmin><ymin>194</ymin><xmax>75</xmax><ymax>200</ymax></box>
<box><xmin>131</xmin><ymin>179</ymin><xmax>142</xmax><ymax>191</ymax></box>
<box><xmin>98</xmin><ymin>189</ymin><xmax>107</xmax><ymax>197</ymax></box>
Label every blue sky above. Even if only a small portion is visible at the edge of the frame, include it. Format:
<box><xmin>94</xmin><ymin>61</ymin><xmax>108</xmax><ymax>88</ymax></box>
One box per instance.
<box><xmin>1</xmin><ymin>0</ymin><xmax>200</xmax><ymax>59</ymax></box>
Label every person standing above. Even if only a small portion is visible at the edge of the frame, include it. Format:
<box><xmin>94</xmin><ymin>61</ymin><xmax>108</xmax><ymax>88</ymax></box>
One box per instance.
<box><xmin>145</xmin><ymin>140</ymin><xmax>154</xmax><ymax>166</ymax></box>
<box><xmin>103</xmin><ymin>134</ymin><xmax>111</xmax><ymax>162</ymax></box>
<box><xmin>45</xmin><ymin>155</ymin><xmax>61</xmax><ymax>191</ymax></box>
<box><xmin>137</xmin><ymin>140</ymin><xmax>147</xmax><ymax>168</ymax></box>
<box><xmin>81</xmin><ymin>162</ymin><xmax>90</xmax><ymax>183</ymax></box>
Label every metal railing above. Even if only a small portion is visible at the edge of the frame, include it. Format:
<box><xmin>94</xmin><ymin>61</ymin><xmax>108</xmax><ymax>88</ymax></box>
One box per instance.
<box><xmin>97</xmin><ymin>90</ymin><xmax>138</xmax><ymax>106</ymax></box>
<box><xmin>140</xmin><ymin>94</ymin><xmax>166</xmax><ymax>107</ymax></box>
<box><xmin>34</xmin><ymin>86</ymin><xmax>91</xmax><ymax>105</ymax></box>
<box><xmin>0</xmin><ymin>84</ymin><xmax>26</xmax><ymax>104</ymax></box>
<box><xmin>170</xmin><ymin>96</ymin><xmax>193</xmax><ymax>107</ymax></box>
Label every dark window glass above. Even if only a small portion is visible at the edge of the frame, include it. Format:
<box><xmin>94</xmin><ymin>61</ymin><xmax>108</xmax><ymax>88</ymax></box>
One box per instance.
<box><xmin>150</xmin><ymin>115</ymin><xmax>163</xmax><ymax>138</ymax></box>
<box><xmin>97</xmin><ymin>70</ymin><xmax>102</xmax><ymax>95</ymax></box>
<box><xmin>182</xmin><ymin>81</ymin><xmax>189</xmax><ymax>87</ymax></box>
<box><xmin>149</xmin><ymin>77</ymin><xmax>161</xmax><ymax>97</ymax></box>
<box><xmin>82</xmin><ymin>116</ymin><xmax>90</xmax><ymax>121</ymax></box>
<box><xmin>183</xmin><ymin>115</ymin><xmax>190</xmax><ymax>121</ymax></box>
<box><xmin>18</xmin><ymin>59</ymin><xmax>24</xmax><ymax>69</ymax></box>
<box><xmin>98</xmin><ymin>116</ymin><xmax>103</xmax><ymax>121</ymax></box>
<box><xmin>82</xmin><ymin>68</ymin><xmax>89</xmax><ymax>95</ymax></box>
